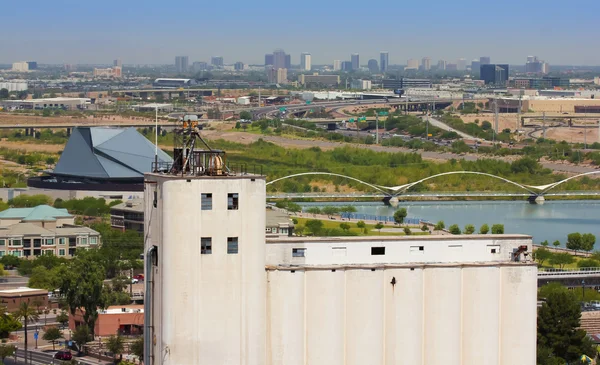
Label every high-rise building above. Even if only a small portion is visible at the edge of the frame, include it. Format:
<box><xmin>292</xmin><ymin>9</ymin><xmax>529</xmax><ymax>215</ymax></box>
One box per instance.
<box><xmin>480</xmin><ymin>64</ymin><xmax>509</xmax><ymax>85</ymax></box>
<box><xmin>192</xmin><ymin>62</ymin><xmax>208</xmax><ymax>73</ymax></box>
<box><xmin>421</xmin><ymin>57</ymin><xmax>431</xmax><ymax>71</ymax></box>
<box><xmin>333</xmin><ymin>60</ymin><xmax>342</xmax><ymax>71</ymax></box>
<box><xmin>175</xmin><ymin>56</ymin><xmax>189</xmax><ymax>73</ymax></box>
<box><xmin>525</xmin><ymin>56</ymin><xmax>545</xmax><ymax>74</ymax></box>
<box><xmin>211</xmin><ymin>56</ymin><xmax>224</xmax><ymax>67</ymax></box>
<box><xmin>406</xmin><ymin>59</ymin><xmax>419</xmax><ymax>70</ymax></box>
<box><xmin>480</xmin><ymin>56</ymin><xmax>491</xmax><ymax>65</ymax></box>
<box><xmin>272</xmin><ymin>49</ymin><xmax>287</xmax><ymax>70</ymax></box>
<box><xmin>12</xmin><ymin>62</ymin><xmax>29</xmax><ymax>72</ymax></box>
<box><xmin>113</xmin><ymin>59</ymin><xmax>122</xmax><ymax>68</ymax></box>
<box><xmin>351</xmin><ymin>53</ymin><xmax>359</xmax><ymax>70</ymax></box>
<box><xmin>276</xmin><ymin>68</ymin><xmax>287</xmax><ymax>84</ymax></box>
<box><xmin>457</xmin><ymin>58</ymin><xmax>467</xmax><ymax>71</ymax></box>
<box><xmin>341</xmin><ymin>61</ymin><xmax>353</xmax><ymax>72</ymax></box>
<box><xmin>285</xmin><ymin>54</ymin><xmax>291</xmax><ymax>69</ymax></box>
<box><xmin>380</xmin><ymin>52</ymin><xmax>389</xmax><ymax>73</ymax></box>
<box><xmin>437</xmin><ymin>60</ymin><xmax>447</xmax><ymax>71</ymax></box>
<box><xmin>26</xmin><ymin>61</ymin><xmax>37</xmax><ymax>70</ymax></box>
<box><xmin>234</xmin><ymin>62</ymin><xmax>245</xmax><ymax>71</ymax></box>
<box><xmin>265</xmin><ymin>54</ymin><xmax>274</xmax><ymax>66</ymax></box>
<box><xmin>367</xmin><ymin>59</ymin><xmax>379</xmax><ymax>73</ymax></box>
<box><xmin>300</xmin><ymin>53</ymin><xmax>311</xmax><ymax>71</ymax></box>
<box><xmin>471</xmin><ymin>59</ymin><xmax>480</xmax><ymax>73</ymax></box>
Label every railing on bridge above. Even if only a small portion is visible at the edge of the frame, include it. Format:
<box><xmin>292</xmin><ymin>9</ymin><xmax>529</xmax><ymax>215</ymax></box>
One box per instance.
<box><xmin>338</xmin><ymin>213</ymin><xmax>422</xmax><ymax>225</ymax></box>
<box><xmin>538</xmin><ymin>267</ymin><xmax>600</xmax><ymax>277</ymax></box>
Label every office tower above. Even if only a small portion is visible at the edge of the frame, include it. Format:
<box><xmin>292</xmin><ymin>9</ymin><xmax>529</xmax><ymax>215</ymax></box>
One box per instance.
<box><xmin>480</xmin><ymin>64</ymin><xmax>509</xmax><ymax>85</ymax></box>
<box><xmin>26</xmin><ymin>61</ymin><xmax>37</xmax><ymax>70</ymax></box>
<box><xmin>192</xmin><ymin>62</ymin><xmax>208</xmax><ymax>73</ymax></box>
<box><xmin>406</xmin><ymin>59</ymin><xmax>419</xmax><ymax>70</ymax></box>
<box><xmin>368</xmin><ymin>59</ymin><xmax>379</xmax><ymax>73</ymax></box>
<box><xmin>333</xmin><ymin>60</ymin><xmax>342</xmax><ymax>71</ymax></box>
<box><xmin>437</xmin><ymin>60</ymin><xmax>447</xmax><ymax>70</ymax></box>
<box><xmin>272</xmin><ymin>49</ymin><xmax>287</xmax><ymax>70</ymax></box>
<box><xmin>265</xmin><ymin>54</ymin><xmax>274</xmax><ymax>66</ymax></box>
<box><xmin>113</xmin><ymin>59</ymin><xmax>122</xmax><ymax>67</ymax></box>
<box><xmin>276</xmin><ymin>68</ymin><xmax>288</xmax><ymax>84</ymax></box>
<box><xmin>175</xmin><ymin>56</ymin><xmax>189</xmax><ymax>73</ymax></box>
<box><xmin>471</xmin><ymin>59</ymin><xmax>480</xmax><ymax>73</ymax></box>
<box><xmin>211</xmin><ymin>56</ymin><xmax>224</xmax><ymax>67</ymax></box>
<box><xmin>480</xmin><ymin>56</ymin><xmax>491</xmax><ymax>65</ymax></box>
<box><xmin>234</xmin><ymin>62</ymin><xmax>245</xmax><ymax>71</ymax></box>
<box><xmin>341</xmin><ymin>61</ymin><xmax>353</xmax><ymax>72</ymax></box>
<box><xmin>380</xmin><ymin>51</ymin><xmax>389</xmax><ymax>73</ymax></box>
<box><xmin>300</xmin><ymin>53</ymin><xmax>311</xmax><ymax>71</ymax></box>
<box><xmin>421</xmin><ymin>57</ymin><xmax>431</xmax><ymax>71</ymax></box>
<box><xmin>351</xmin><ymin>53</ymin><xmax>359</xmax><ymax>70</ymax></box>
<box><xmin>525</xmin><ymin>56</ymin><xmax>544</xmax><ymax>73</ymax></box>
<box><xmin>285</xmin><ymin>54</ymin><xmax>291</xmax><ymax>69</ymax></box>
<box><xmin>457</xmin><ymin>58</ymin><xmax>467</xmax><ymax>71</ymax></box>
<box><xmin>527</xmin><ymin>56</ymin><xmax>535</xmax><ymax>63</ymax></box>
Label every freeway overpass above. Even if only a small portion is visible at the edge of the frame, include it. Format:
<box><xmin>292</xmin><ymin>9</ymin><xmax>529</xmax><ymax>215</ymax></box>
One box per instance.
<box><xmin>538</xmin><ymin>268</ymin><xmax>600</xmax><ymax>288</ymax></box>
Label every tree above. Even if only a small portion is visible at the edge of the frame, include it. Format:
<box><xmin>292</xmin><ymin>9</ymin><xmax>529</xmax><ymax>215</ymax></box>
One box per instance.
<box><xmin>535</xmin><ymin>248</ymin><xmax>553</xmax><ymax>266</ymax></box>
<box><xmin>0</xmin><ymin>305</ymin><xmax>20</xmax><ymax>339</ymax></box>
<box><xmin>0</xmin><ymin>255</ymin><xmax>20</xmax><ymax>269</ymax></box>
<box><xmin>339</xmin><ymin>205</ymin><xmax>357</xmax><ymax>213</ymax></box>
<box><xmin>239</xmin><ymin>111</ymin><xmax>252</xmax><ymax>120</ymax></box>
<box><xmin>306</xmin><ymin>207</ymin><xmax>321</xmax><ymax>216</ymax></box>
<box><xmin>0</xmin><ymin>89</ymin><xmax>8</xmax><ymax>99</ymax></box>
<box><xmin>56</xmin><ymin>250</ymin><xmax>106</xmax><ymax>334</ymax></box>
<box><xmin>235</xmin><ymin>122</ymin><xmax>241</xmax><ymax>129</ymax></box>
<box><xmin>356</xmin><ymin>221</ymin><xmax>366</xmax><ymax>229</ymax></box>
<box><xmin>540</xmin><ymin>240</ymin><xmax>549</xmax><ymax>247</ymax></box>
<box><xmin>552</xmin><ymin>240</ymin><xmax>561</xmax><ymax>247</ymax></box>
<box><xmin>294</xmin><ymin>225</ymin><xmax>304</xmax><ymax>236</ymax></box>
<box><xmin>305</xmin><ymin>220</ymin><xmax>324</xmax><ymax>236</ymax></box>
<box><xmin>106</xmin><ymin>334</ymin><xmax>125</xmax><ymax>363</ymax></box>
<box><xmin>549</xmin><ymin>252</ymin><xmax>575</xmax><ymax>269</ymax></box>
<box><xmin>491</xmin><ymin>224</ymin><xmax>504</xmax><ymax>234</ymax></box>
<box><xmin>464</xmin><ymin>224</ymin><xmax>475</xmax><ymax>235</ymax></box>
<box><xmin>449</xmin><ymin>224</ymin><xmax>461</xmax><ymax>235</ymax></box>
<box><xmin>537</xmin><ymin>285</ymin><xmax>597</xmax><ymax>363</ymax></box>
<box><xmin>393</xmin><ymin>208</ymin><xmax>407</xmax><ymax>225</ymax></box>
<box><xmin>56</xmin><ymin>311</ymin><xmax>69</xmax><ymax>328</ymax></box>
<box><xmin>42</xmin><ymin>326</ymin><xmax>63</xmax><ymax>350</ymax></box>
<box><xmin>322</xmin><ymin>206</ymin><xmax>339</xmax><ymax>217</ymax></box>
<box><xmin>374</xmin><ymin>223</ymin><xmax>384</xmax><ymax>234</ymax></box>
<box><xmin>403</xmin><ymin>227</ymin><xmax>411</xmax><ymax>235</ymax></box>
<box><xmin>581</xmin><ymin>233</ymin><xmax>596</xmax><ymax>252</ymax></box>
<box><xmin>13</xmin><ymin>302</ymin><xmax>40</xmax><ymax>360</ymax></box>
<box><xmin>434</xmin><ymin>221</ymin><xmax>445</xmax><ymax>231</ymax></box>
<box><xmin>421</xmin><ymin>224</ymin><xmax>429</xmax><ymax>232</ymax></box>
<box><xmin>72</xmin><ymin>325</ymin><xmax>92</xmax><ymax>356</ymax></box>
<box><xmin>0</xmin><ymin>344</ymin><xmax>16</xmax><ymax>363</ymax></box>
<box><xmin>339</xmin><ymin>223</ymin><xmax>351</xmax><ymax>231</ymax></box>
<box><xmin>566</xmin><ymin>232</ymin><xmax>583</xmax><ymax>251</ymax></box>
<box><xmin>28</xmin><ymin>266</ymin><xmax>59</xmax><ymax>290</ymax></box>
<box><xmin>577</xmin><ymin>259</ymin><xmax>600</xmax><ymax>268</ymax></box>
<box><xmin>130</xmin><ymin>336</ymin><xmax>144</xmax><ymax>362</ymax></box>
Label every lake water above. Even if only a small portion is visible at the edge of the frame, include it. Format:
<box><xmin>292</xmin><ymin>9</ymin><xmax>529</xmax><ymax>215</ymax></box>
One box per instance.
<box><xmin>298</xmin><ymin>200</ymin><xmax>600</xmax><ymax>245</ymax></box>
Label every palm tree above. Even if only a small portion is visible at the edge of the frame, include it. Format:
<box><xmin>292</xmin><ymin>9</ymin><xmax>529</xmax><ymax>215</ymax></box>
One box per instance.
<box><xmin>13</xmin><ymin>302</ymin><xmax>40</xmax><ymax>363</ymax></box>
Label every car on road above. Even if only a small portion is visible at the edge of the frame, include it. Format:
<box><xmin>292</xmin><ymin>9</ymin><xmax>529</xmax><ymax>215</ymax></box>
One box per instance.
<box><xmin>133</xmin><ymin>274</ymin><xmax>144</xmax><ymax>281</ymax></box>
<box><xmin>54</xmin><ymin>351</ymin><xmax>72</xmax><ymax>360</ymax></box>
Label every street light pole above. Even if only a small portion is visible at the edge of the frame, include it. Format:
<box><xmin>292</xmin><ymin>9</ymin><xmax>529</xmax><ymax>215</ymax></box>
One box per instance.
<box><xmin>375</xmin><ymin>113</ymin><xmax>379</xmax><ymax>145</ymax></box>
<box><xmin>582</xmin><ymin>279</ymin><xmax>586</xmax><ymax>301</ymax></box>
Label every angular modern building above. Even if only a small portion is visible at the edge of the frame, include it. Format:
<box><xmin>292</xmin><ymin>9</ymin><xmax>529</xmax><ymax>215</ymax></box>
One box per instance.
<box><xmin>481</xmin><ymin>64</ymin><xmax>509</xmax><ymax>86</ymax></box>
<box><xmin>28</xmin><ymin>127</ymin><xmax>172</xmax><ymax>191</ymax></box>
<box><xmin>143</xmin><ymin>133</ymin><xmax>537</xmax><ymax>365</ymax></box>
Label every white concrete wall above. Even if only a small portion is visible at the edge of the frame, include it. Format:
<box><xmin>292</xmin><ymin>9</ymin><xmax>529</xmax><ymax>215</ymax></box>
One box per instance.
<box><xmin>146</xmin><ymin>175</ymin><xmax>266</xmax><ymax>365</ymax></box>
<box><xmin>266</xmin><ymin>264</ymin><xmax>537</xmax><ymax>365</ymax></box>
<box><xmin>266</xmin><ymin>236</ymin><xmax>532</xmax><ymax>266</ymax></box>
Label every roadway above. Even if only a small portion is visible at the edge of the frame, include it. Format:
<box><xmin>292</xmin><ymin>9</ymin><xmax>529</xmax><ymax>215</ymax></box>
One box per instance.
<box><xmin>267</xmin><ymin>191</ymin><xmax>600</xmax><ymax>199</ymax></box>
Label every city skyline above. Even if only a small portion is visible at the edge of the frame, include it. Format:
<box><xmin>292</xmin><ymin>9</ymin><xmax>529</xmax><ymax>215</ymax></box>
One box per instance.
<box><xmin>2</xmin><ymin>0</ymin><xmax>599</xmax><ymax>66</ymax></box>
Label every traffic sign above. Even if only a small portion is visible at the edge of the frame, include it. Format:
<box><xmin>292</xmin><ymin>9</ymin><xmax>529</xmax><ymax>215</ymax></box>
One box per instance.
<box><xmin>359</xmin><ymin>117</ymin><xmax>366</xmax><ymax>121</ymax></box>
<box><xmin>306</xmin><ymin>101</ymin><xmax>312</xmax><ymax>105</ymax></box>
<box><xmin>279</xmin><ymin>107</ymin><xmax>287</xmax><ymax>112</ymax></box>
<box><xmin>34</xmin><ymin>332</ymin><xmax>38</xmax><ymax>340</ymax></box>
<box><xmin>349</xmin><ymin>118</ymin><xmax>355</xmax><ymax>122</ymax></box>
<box><xmin>378</xmin><ymin>111</ymin><xmax>389</xmax><ymax>116</ymax></box>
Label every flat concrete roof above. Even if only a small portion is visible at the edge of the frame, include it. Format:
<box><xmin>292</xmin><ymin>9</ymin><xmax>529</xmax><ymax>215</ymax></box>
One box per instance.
<box><xmin>0</xmin><ymin>287</ymin><xmax>47</xmax><ymax>296</ymax></box>
<box><xmin>267</xmin><ymin>234</ymin><xmax>532</xmax><ymax>244</ymax></box>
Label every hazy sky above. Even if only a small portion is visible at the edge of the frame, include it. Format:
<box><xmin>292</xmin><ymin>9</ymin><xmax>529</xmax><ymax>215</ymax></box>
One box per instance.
<box><xmin>2</xmin><ymin>0</ymin><xmax>599</xmax><ymax>66</ymax></box>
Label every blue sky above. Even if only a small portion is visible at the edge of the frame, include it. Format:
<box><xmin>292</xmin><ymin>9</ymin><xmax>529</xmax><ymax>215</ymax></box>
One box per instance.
<box><xmin>2</xmin><ymin>0</ymin><xmax>599</xmax><ymax>66</ymax></box>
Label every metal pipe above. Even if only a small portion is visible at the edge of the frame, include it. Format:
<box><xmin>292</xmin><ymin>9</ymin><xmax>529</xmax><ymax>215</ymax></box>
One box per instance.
<box><xmin>144</xmin><ymin>245</ymin><xmax>157</xmax><ymax>365</ymax></box>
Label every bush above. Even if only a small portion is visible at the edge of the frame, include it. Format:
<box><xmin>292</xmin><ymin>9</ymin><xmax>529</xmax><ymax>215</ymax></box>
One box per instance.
<box><xmin>464</xmin><ymin>224</ymin><xmax>475</xmax><ymax>235</ymax></box>
<box><xmin>434</xmin><ymin>221</ymin><xmax>445</xmax><ymax>230</ymax></box>
<box><xmin>403</xmin><ymin>227</ymin><xmax>411</xmax><ymax>235</ymax></box>
<box><xmin>491</xmin><ymin>224</ymin><xmax>504</xmax><ymax>234</ymax></box>
<box><xmin>449</xmin><ymin>224</ymin><xmax>461</xmax><ymax>235</ymax></box>
<box><xmin>577</xmin><ymin>259</ymin><xmax>600</xmax><ymax>268</ymax></box>
<box><xmin>479</xmin><ymin>224</ymin><xmax>489</xmax><ymax>234</ymax></box>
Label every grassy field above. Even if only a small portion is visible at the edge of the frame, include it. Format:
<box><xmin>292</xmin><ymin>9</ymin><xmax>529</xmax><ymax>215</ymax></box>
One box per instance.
<box><xmin>294</xmin><ymin>217</ymin><xmax>428</xmax><ymax>237</ymax></box>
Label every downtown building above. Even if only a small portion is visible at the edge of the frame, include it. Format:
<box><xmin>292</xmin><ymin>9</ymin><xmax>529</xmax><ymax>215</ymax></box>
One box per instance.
<box><xmin>142</xmin><ymin>143</ymin><xmax>537</xmax><ymax>365</ymax></box>
<box><xmin>480</xmin><ymin>64</ymin><xmax>509</xmax><ymax>86</ymax></box>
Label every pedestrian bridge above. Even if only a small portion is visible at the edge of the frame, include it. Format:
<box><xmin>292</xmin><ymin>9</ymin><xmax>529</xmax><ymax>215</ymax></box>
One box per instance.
<box><xmin>538</xmin><ymin>268</ymin><xmax>600</xmax><ymax>288</ymax></box>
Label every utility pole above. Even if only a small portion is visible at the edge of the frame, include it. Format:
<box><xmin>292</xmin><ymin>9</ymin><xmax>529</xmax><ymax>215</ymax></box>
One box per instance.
<box><xmin>584</xmin><ymin>124</ymin><xmax>588</xmax><ymax>149</ymax></box>
<box><xmin>375</xmin><ymin>113</ymin><xmax>379</xmax><ymax>144</ymax></box>
<box><xmin>542</xmin><ymin>112</ymin><xmax>546</xmax><ymax>139</ymax></box>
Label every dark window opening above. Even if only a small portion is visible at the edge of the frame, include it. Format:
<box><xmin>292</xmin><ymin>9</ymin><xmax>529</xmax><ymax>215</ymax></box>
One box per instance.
<box><xmin>201</xmin><ymin>237</ymin><xmax>212</xmax><ymax>254</ymax></box>
<box><xmin>292</xmin><ymin>248</ymin><xmax>306</xmax><ymax>257</ymax></box>
<box><xmin>227</xmin><ymin>193</ymin><xmax>239</xmax><ymax>210</ymax></box>
<box><xmin>491</xmin><ymin>248</ymin><xmax>497</xmax><ymax>254</ymax></box>
<box><xmin>201</xmin><ymin>193</ymin><xmax>212</xmax><ymax>210</ymax></box>
<box><xmin>371</xmin><ymin>247</ymin><xmax>385</xmax><ymax>255</ymax></box>
<box><xmin>227</xmin><ymin>237</ymin><xmax>238</xmax><ymax>254</ymax></box>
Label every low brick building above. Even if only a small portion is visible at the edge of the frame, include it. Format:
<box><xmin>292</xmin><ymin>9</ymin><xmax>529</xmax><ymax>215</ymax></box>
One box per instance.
<box><xmin>0</xmin><ymin>287</ymin><xmax>48</xmax><ymax>311</ymax></box>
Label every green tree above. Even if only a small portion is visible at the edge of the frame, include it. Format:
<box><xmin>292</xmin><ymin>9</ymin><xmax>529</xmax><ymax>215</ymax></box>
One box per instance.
<box><xmin>535</xmin><ymin>248</ymin><xmax>553</xmax><ymax>266</ymax></box>
<box><xmin>339</xmin><ymin>223</ymin><xmax>351</xmax><ymax>231</ymax></box>
<box><xmin>322</xmin><ymin>206</ymin><xmax>339</xmax><ymax>217</ymax></box>
<box><xmin>13</xmin><ymin>302</ymin><xmax>40</xmax><ymax>360</ymax></box>
<box><xmin>421</xmin><ymin>224</ymin><xmax>429</xmax><ymax>232</ymax></box>
<box><xmin>294</xmin><ymin>225</ymin><xmax>304</xmax><ymax>236</ymax></box>
<box><xmin>393</xmin><ymin>208</ymin><xmax>407</xmax><ymax>225</ymax></box>
<box><xmin>71</xmin><ymin>325</ymin><xmax>92</xmax><ymax>356</ymax></box>
<box><xmin>0</xmin><ymin>305</ymin><xmax>21</xmax><ymax>339</ymax></box>
<box><xmin>434</xmin><ymin>221</ymin><xmax>445</xmax><ymax>231</ymax></box>
<box><xmin>130</xmin><ymin>336</ymin><xmax>144</xmax><ymax>362</ymax></box>
<box><xmin>540</xmin><ymin>240</ymin><xmax>549</xmax><ymax>247</ymax></box>
<box><xmin>306</xmin><ymin>207</ymin><xmax>321</xmax><ymax>216</ymax></box>
<box><xmin>286</xmin><ymin>202</ymin><xmax>301</xmax><ymax>213</ymax></box>
<box><xmin>56</xmin><ymin>311</ymin><xmax>69</xmax><ymax>328</ymax></box>
<box><xmin>239</xmin><ymin>111</ymin><xmax>252</xmax><ymax>120</ymax></box>
<box><xmin>42</xmin><ymin>326</ymin><xmax>63</xmax><ymax>350</ymax></box>
<box><xmin>403</xmin><ymin>227</ymin><xmax>411</xmax><ymax>235</ymax></box>
<box><xmin>479</xmin><ymin>224</ymin><xmax>489</xmax><ymax>234</ymax></box>
<box><xmin>339</xmin><ymin>205</ymin><xmax>357</xmax><ymax>213</ymax></box>
<box><xmin>549</xmin><ymin>252</ymin><xmax>575</xmax><ymax>269</ymax></box>
<box><xmin>106</xmin><ymin>334</ymin><xmax>125</xmax><ymax>363</ymax></box>
<box><xmin>491</xmin><ymin>224</ymin><xmax>504</xmax><ymax>234</ymax></box>
<box><xmin>464</xmin><ymin>224</ymin><xmax>475</xmax><ymax>235</ymax></box>
<box><xmin>577</xmin><ymin>259</ymin><xmax>600</xmax><ymax>268</ymax></box>
<box><xmin>581</xmin><ymin>233</ymin><xmax>596</xmax><ymax>252</ymax></box>
<box><xmin>0</xmin><ymin>344</ymin><xmax>16</xmax><ymax>363</ymax></box>
<box><xmin>0</xmin><ymin>89</ymin><xmax>9</xmax><ymax>99</ymax></box>
<box><xmin>56</xmin><ymin>250</ymin><xmax>105</xmax><ymax>334</ymax></box>
<box><xmin>374</xmin><ymin>222</ymin><xmax>384</xmax><ymax>234</ymax></box>
<box><xmin>0</xmin><ymin>255</ymin><xmax>20</xmax><ymax>269</ymax></box>
<box><xmin>305</xmin><ymin>220</ymin><xmax>324</xmax><ymax>236</ymax></box>
<box><xmin>552</xmin><ymin>240</ymin><xmax>561</xmax><ymax>247</ymax></box>
<box><xmin>449</xmin><ymin>224</ymin><xmax>461</xmax><ymax>235</ymax></box>
<box><xmin>566</xmin><ymin>233</ymin><xmax>583</xmax><ymax>251</ymax></box>
<box><xmin>356</xmin><ymin>221</ymin><xmax>366</xmax><ymax>229</ymax></box>
<box><xmin>537</xmin><ymin>285</ymin><xmax>597</xmax><ymax>363</ymax></box>
<box><xmin>28</xmin><ymin>266</ymin><xmax>59</xmax><ymax>290</ymax></box>
<box><xmin>235</xmin><ymin>122</ymin><xmax>241</xmax><ymax>129</ymax></box>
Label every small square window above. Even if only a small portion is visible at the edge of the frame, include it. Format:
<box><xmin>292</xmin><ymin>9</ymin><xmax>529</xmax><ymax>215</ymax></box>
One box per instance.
<box><xmin>227</xmin><ymin>237</ymin><xmax>238</xmax><ymax>254</ymax></box>
<box><xmin>59</xmin><ymin>249</ymin><xmax>65</xmax><ymax>256</ymax></box>
<box><xmin>201</xmin><ymin>193</ymin><xmax>213</xmax><ymax>210</ymax></box>
<box><xmin>45</xmin><ymin>239</ymin><xmax>54</xmax><ymax>245</ymax></box>
<box><xmin>201</xmin><ymin>237</ymin><xmax>212</xmax><ymax>254</ymax></box>
<box><xmin>227</xmin><ymin>193</ymin><xmax>239</xmax><ymax>210</ymax></box>
<box><xmin>371</xmin><ymin>247</ymin><xmax>385</xmax><ymax>255</ymax></box>
<box><xmin>0</xmin><ymin>240</ymin><xmax>4</xmax><ymax>246</ymax></box>
<box><xmin>0</xmin><ymin>251</ymin><xmax>4</xmax><ymax>257</ymax></box>
<box><xmin>89</xmin><ymin>237</ymin><xmax>97</xmax><ymax>245</ymax></box>
<box><xmin>292</xmin><ymin>248</ymin><xmax>306</xmax><ymax>257</ymax></box>
<box><xmin>410</xmin><ymin>246</ymin><xmax>424</xmax><ymax>254</ymax></box>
